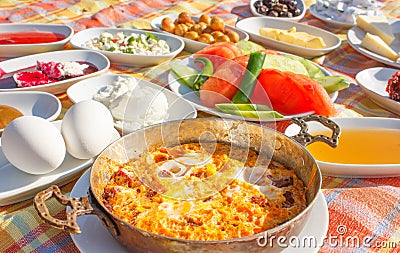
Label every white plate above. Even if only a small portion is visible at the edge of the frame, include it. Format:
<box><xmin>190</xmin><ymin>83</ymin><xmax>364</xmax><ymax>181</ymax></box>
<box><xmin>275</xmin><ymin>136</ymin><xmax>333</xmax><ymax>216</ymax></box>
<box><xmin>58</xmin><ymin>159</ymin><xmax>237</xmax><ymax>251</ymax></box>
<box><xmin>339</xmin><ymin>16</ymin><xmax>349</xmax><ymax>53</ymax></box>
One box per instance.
<box><xmin>309</xmin><ymin>4</ymin><xmax>355</xmax><ymax>28</ymax></box>
<box><xmin>150</xmin><ymin>14</ymin><xmax>249</xmax><ymax>52</ymax></box>
<box><xmin>285</xmin><ymin>117</ymin><xmax>400</xmax><ymax>178</ymax></box>
<box><xmin>347</xmin><ymin>20</ymin><xmax>400</xmax><ymax>69</ymax></box>
<box><xmin>70</xmin><ymin>169</ymin><xmax>328</xmax><ymax>253</ymax></box>
<box><xmin>250</xmin><ymin>0</ymin><xmax>306</xmax><ymax>21</ymax></box>
<box><xmin>168</xmin><ymin>56</ymin><xmax>338</xmax><ymax>122</ymax></box>
<box><xmin>356</xmin><ymin>67</ymin><xmax>400</xmax><ymax>115</ymax></box>
<box><xmin>0</xmin><ymin>50</ymin><xmax>110</xmax><ymax>94</ymax></box>
<box><xmin>67</xmin><ymin>74</ymin><xmax>197</xmax><ymax>134</ymax></box>
<box><xmin>236</xmin><ymin>17</ymin><xmax>342</xmax><ymax>58</ymax></box>
<box><xmin>0</xmin><ymin>91</ymin><xmax>61</xmax><ymax>133</ymax></box>
<box><xmin>70</xmin><ymin>28</ymin><xmax>184</xmax><ymax>67</ymax></box>
<box><xmin>0</xmin><ymin>121</ymin><xmax>95</xmax><ymax>206</ymax></box>
<box><xmin>0</xmin><ymin>23</ymin><xmax>74</xmax><ymax>58</ymax></box>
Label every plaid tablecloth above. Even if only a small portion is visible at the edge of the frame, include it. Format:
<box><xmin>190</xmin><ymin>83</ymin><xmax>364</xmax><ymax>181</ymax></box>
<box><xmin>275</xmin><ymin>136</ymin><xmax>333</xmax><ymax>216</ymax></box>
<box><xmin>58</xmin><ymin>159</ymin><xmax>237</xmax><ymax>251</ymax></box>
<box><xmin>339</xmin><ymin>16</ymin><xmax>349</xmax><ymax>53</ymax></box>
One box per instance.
<box><xmin>0</xmin><ymin>0</ymin><xmax>399</xmax><ymax>252</ymax></box>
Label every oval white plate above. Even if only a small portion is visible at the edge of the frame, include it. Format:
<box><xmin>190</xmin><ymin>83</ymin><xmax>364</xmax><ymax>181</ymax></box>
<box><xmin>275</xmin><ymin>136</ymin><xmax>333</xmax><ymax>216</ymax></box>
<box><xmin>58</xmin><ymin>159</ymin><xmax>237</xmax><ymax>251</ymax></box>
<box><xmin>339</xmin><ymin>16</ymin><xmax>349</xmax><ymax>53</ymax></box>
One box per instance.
<box><xmin>67</xmin><ymin>74</ymin><xmax>197</xmax><ymax>134</ymax></box>
<box><xmin>355</xmin><ymin>67</ymin><xmax>400</xmax><ymax>115</ymax></box>
<box><xmin>236</xmin><ymin>17</ymin><xmax>341</xmax><ymax>58</ymax></box>
<box><xmin>150</xmin><ymin>14</ymin><xmax>249</xmax><ymax>52</ymax></box>
<box><xmin>309</xmin><ymin>4</ymin><xmax>355</xmax><ymax>28</ymax></box>
<box><xmin>168</xmin><ymin>56</ymin><xmax>338</xmax><ymax>122</ymax></box>
<box><xmin>70</xmin><ymin>169</ymin><xmax>328</xmax><ymax>253</ymax></box>
<box><xmin>0</xmin><ymin>120</ymin><xmax>95</xmax><ymax>206</ymax></box>
<box><xmin>70</xmin><ymin>28</ymin><xmax>184</xmax><ymax>67</ymax></box>
<box><xmin>0</xmin><ymin>91</ymin><xmax>61</xmax><ymax>133</ymax></box>
<box><xmin>250</xmin><ymin>0</ymin><xmax>306</xmax><ymax>21</ymax></box>
<box><xmin>0</xmin><ymin>50</ymin><xmax>110</xmax><ymax>94</ymax></box>
<box><xmin>347</xmin><ymin>19</ymin><xmax>400</xmax><ymax>69</ymax></box>
<box><xmin>0</xmin><ymin>23</ymin><xmax>74</xmax><ymax>58</ymax></box>
<box><xmin>285</xmin><ymin>117</ymin><xmax>400</xmax><ymax>178</ymax></box>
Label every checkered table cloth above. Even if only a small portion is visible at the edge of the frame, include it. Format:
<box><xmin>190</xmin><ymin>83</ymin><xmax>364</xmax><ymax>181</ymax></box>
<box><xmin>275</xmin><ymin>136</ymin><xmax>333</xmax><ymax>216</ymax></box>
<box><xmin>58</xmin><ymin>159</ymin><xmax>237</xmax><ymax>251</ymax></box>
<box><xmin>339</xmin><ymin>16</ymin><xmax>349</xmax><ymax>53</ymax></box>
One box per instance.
<box><xmin>0</xmin><ymin>0</ymin><xmax>399</xmax><ymax>252</ymax></box>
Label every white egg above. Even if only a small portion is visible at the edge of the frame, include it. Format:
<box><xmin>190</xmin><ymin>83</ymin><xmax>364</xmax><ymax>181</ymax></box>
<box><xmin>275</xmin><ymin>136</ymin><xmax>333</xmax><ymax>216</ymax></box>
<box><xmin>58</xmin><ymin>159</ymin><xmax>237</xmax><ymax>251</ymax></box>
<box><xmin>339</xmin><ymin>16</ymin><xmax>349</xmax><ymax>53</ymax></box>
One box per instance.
<box><xmin>62</xmin><ymin>100</ymin><xmax>115</xmax><ymax>159</ymax></box>
<box><xmin>1</xmin><ymin>116</ymin><xmax>66</xmax><ymax>175</ymax></box>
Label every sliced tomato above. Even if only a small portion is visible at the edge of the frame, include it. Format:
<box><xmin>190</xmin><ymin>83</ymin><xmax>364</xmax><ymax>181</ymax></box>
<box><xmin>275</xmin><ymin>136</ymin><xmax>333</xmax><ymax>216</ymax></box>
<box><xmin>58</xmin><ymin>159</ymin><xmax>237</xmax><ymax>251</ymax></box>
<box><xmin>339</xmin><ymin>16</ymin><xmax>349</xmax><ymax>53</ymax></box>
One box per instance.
<box><xmin>199</xmin><ymin>56</ymin><xmax>248</xmax><ymax>108</ymax></box>
<box><xmin>256</xmin><ymin>69</ymin><xmax>336</xmax><ymax>117</ymax></box>
<box><xmin>194</xmin><ymin>42</ymin><xmax>243</xmax><ymax>69</ymax></box>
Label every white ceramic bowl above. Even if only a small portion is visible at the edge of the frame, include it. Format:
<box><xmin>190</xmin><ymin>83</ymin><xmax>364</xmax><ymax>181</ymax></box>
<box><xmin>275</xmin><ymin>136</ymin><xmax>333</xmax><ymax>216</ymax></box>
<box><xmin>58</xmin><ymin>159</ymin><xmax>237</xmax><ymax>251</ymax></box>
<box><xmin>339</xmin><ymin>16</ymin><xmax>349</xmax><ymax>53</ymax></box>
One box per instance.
<box><xmin>236</xmin><ymin>17</ymin><xmax>341</xmax><ymax>58</ymax></box>
<box><xmin>0</xmin><ymin>91</ymin><xmax>61</xmax><ymax>132</ymax></box>
<box><xmin>0</xmin><ymin>50</ymin><xmax>110</xmax><ymax>94</ymax></box>
<box><xmin>70</xmin><ymin>28</ymin><xmax>184</xmax><ymax>67</ymax></box>
<box><xmin>0</xmin><ymin>23</ymin><xmax>74</xmax><ymax>58</ymax></box>
<box><xmin>285</xmin><ymin>117</ymin><xmax>400</xmax><ymax>178</ymax></box>
<box><xmin>355</xmin><ymin>67</ymin><xmax>400</xmax><ymax>116</ymax></box>
<box><xmin>151</xmin><ymin>14</ymin><xmax>249</xmax><ymax>52</ymax></box>
<box><xmin>67</xmin><ymin>74</ymin><xmax>197</xmax><ymax>134</ymax></box>
<box><xmin>250</xmin><ymin>0</ymin><xmax>306</xmax><ymax>21</ymax></box>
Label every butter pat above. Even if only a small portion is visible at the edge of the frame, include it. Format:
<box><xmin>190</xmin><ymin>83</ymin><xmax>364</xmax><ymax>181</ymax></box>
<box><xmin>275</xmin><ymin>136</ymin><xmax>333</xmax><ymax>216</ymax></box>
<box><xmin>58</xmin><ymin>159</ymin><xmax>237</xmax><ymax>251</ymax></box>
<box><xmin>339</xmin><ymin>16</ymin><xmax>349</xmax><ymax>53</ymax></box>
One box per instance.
<box><xmin>361</xmin><ymin>33</ymin><xmax>399</xmax><ymax>61</ymax></box>
<box><xmin>356</xmin><ymin>15</ymin><xmax>395</xmax><ymax>45</ymax></box>
<box><xmin>259</xmin><ymin>26</ymin><xmax>326</xmax><ymax>49</ymax></box>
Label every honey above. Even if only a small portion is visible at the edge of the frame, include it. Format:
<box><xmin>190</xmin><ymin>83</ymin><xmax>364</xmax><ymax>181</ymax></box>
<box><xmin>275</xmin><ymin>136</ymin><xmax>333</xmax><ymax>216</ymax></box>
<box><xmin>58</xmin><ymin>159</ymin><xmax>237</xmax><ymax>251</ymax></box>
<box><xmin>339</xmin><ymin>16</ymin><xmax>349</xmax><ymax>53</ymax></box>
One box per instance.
<box><xmin>306</xmin><ymin>128</ymin><xmax>400</xmax><ymax>164</ymax></box>
<box><xmin>0</xmin><ymin>105</ymin><xmax>23</xmax><ymax>129</ymax></box>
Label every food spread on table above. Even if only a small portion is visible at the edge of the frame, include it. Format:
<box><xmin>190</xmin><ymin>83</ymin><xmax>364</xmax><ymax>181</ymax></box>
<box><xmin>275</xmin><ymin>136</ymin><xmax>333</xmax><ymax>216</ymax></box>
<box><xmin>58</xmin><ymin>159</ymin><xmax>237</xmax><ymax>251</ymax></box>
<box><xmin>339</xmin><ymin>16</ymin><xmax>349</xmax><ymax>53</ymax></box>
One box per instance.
<box><xmin>83</xmin><ymin>31</ymin><xmax>171</xmax><ymax>55</ymax></box>
<box><xmin>1</xmin><ymin>1</ymin><xmax>399</xmax><ymax>252</ymax></box>
<box><xmin>161</xmin><ymin>12</ymin><xmax>240</xmax><ymax>44</ymax></box>
<box><xmin>259</xmin><ymin>26</ymin><xmax>326</xmax><ymax>49</ymax></box>
<box><xmin>101</xmin><ymin>142</ymin><xmax>306</xmax><ymax>240</ymax></box>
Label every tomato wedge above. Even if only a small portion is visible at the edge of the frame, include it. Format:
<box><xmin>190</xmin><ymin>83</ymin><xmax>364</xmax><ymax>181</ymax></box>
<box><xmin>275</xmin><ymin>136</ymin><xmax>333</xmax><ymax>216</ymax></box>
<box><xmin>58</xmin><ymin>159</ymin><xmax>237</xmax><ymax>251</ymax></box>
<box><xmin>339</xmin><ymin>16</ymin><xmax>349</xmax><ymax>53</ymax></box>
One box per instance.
<box><xmin>194</xmin><ymin>42</ymin><xmax>243</xmax><ymax>69</ymax></box>
<box><xmin>256</xmin><ymin>69</ymin><xmax>336</xmax><ymax>117</ymax></box>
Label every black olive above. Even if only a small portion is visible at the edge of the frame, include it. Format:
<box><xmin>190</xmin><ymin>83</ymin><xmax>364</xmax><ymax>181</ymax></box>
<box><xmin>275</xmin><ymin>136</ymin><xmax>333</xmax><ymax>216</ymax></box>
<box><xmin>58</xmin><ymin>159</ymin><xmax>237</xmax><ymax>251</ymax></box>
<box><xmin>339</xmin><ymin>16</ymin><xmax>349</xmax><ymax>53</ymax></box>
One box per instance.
<box><xmin>294</xmin><ymin>8</ymin><xmax>301</xmax><ymax>16</ymax></box>
<box><xmin>268</xmin><ymin>10</ymin><xmax>279</xmax><ymax>17</ymax></box>
<box><xmin>254</xmin><ymin>1</ymin><xmax>263</xmax><ymax>8</ymax></box>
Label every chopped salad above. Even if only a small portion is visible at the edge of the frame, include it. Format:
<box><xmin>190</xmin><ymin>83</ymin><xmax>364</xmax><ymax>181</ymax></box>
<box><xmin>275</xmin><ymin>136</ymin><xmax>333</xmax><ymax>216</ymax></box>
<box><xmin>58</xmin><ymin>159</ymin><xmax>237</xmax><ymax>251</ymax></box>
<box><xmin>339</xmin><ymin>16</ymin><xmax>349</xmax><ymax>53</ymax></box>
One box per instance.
<box><xmin>83</xmin><ymin>31</ymin><xmax>171</xmax><ymax>56</ymax></box>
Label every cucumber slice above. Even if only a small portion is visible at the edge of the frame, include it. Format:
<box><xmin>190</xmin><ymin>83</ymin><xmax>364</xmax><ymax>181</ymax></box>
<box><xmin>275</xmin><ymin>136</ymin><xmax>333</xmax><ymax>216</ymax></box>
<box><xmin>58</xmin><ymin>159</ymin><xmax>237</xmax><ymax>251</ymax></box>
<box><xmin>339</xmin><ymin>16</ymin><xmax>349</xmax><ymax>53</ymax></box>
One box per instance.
<box><xmin>236</xmin><ymin>40</ymin><xmax>265</xmax><ymax>55</ymax></box>
<box><xmin>216</xmin><ymin>103</ymin><xmax>273</xmax><ymax>111</ymax></box>
<box><xmin>218</xmin><ymin>109</ymin><xmax>284</xmax><ymax>119</ymax></box>
<box><xmin>170</xmin><ymin>61</ymin><xmax>199</xmax><ymax>88</ymax></box>
<box><xmin>314</xmin><ymin>76</ymin><xmax>350</xmax><ymax>93</ymax></box>
<box><xmin>262</xmin><ymin>54</ymin><xmax>309</xmax><ymax>76</ymax></box>
<box><xmin>284</xmin><ymin>55</ymin><xmax>325</xmax><ymax>78</ymax></box>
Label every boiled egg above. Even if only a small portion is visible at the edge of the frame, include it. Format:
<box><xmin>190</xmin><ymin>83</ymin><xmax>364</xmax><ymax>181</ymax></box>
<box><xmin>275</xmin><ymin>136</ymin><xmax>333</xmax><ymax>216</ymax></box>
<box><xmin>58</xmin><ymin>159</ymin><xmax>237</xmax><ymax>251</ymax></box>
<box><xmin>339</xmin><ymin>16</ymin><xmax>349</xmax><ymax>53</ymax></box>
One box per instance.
<box><xmin>61</xmin><ymin>100</ymin><xmax>115</xmax><ymax>159</ymax></box>
<box><xmin>1</xmin><ymin>116</ymin><xmax>66</xmax><ymax>175</ymax></box>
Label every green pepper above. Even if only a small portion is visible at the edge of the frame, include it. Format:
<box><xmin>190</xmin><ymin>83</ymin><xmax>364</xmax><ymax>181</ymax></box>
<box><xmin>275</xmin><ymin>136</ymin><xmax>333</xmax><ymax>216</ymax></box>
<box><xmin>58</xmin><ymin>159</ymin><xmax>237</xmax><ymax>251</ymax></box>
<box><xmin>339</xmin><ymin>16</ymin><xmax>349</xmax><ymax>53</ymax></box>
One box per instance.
<box><xmin>215</xmin><ymin>103</ymin><xmax>273</xmax><ymax>111</ymax></box>
<box><xmin>192</xmin><ymin>57</ymin><xmax>214</xmax><ymax>92</ymax></box>
<box><xmin>232</xmin><ymin>51</ymin><xmax>266</xmax><ymax>104</ymax></box>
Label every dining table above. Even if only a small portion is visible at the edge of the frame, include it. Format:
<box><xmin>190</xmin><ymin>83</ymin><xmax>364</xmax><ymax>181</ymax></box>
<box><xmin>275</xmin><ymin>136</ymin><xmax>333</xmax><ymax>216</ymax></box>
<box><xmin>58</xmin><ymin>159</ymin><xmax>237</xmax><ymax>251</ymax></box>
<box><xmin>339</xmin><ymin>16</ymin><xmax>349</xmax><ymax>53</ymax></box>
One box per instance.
<box><xmin>0</xmin><ymin>0</ymin><xmax>399</xmax><ymax>252</ymax></box>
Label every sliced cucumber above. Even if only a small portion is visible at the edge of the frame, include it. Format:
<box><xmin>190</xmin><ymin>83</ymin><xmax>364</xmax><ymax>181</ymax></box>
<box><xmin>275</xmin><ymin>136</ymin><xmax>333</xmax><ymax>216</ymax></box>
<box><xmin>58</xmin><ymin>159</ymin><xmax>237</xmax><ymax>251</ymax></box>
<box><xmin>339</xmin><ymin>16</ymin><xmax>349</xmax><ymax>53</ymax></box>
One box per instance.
<box><xmin>262</xmin><ymin>54</ymin><xmax>309</xmax><ymax>76</ymax></box>
<box><xmin>218</xmin><ymin>109</ymin><xmax>284</xmax><ymax>119</ymax></box>
<box><xmin>284</xmin><ymin>55</ymin><xmax>325</xmax><ymax>78</ymax></box>
<box><xmin>170</xmin><ymin>61</ymin><xmax>199</xmax><ymax>89</ymax></box>
<box><xmin>236</xmin><ymin>40</ymin><xmax>265</xmax><ymax>55</ymax></box>
<box><xmin>216</xmin><ymin>103</ymin><xmax>273</xmax><ymax>111</ymax></box>
<box><xmin>314</xmin><ymin>76</ymin><xmax>350</xmax><ymax>93</ymax></box>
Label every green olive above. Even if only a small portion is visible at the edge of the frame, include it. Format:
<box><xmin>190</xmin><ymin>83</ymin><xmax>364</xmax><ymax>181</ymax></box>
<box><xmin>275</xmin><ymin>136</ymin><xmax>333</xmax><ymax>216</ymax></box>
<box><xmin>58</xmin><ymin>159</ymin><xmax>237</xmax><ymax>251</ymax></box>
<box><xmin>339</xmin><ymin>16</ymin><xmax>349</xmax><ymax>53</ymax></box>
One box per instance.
<box><xmin>209</xmin><ymin>16</ymin><xmax>225</xmax><ymax>32</ymax></box>
<box><xmin>199</xmin><ymin>14</ymin><xmax>211</xmax><ymax>25</ymax></box>
<box><xmin>198</xmin><ymin>33</ymin><xmax>215</xmax><ymax>44</ymax></box>
<box><xmin>174</xmin><ymin>23</ymin><xmax>188</xmax><ymax>37</ymax></box>
<box><xmin>184</xmin><ymin>31</ymin><xmax>199</xmax><ymax>40</ymax></box>
<box><xmin>161</xmin><ymin>17</ymin><xmax>175</xmax><ymax>34</ymax></box>
<box><xmin>215</xmin><ymin>34</ymin><xmax>230</xmax><ymax>42</ymax></box>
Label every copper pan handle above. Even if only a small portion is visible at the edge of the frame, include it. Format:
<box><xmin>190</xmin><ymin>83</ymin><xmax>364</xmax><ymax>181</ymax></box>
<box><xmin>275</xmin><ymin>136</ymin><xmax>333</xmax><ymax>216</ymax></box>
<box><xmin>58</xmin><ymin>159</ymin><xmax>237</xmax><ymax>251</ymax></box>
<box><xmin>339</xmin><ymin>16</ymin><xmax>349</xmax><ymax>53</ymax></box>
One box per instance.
<box><xmin>34</xmin><ymin>185</ymin><xmax>93</xmax><ymax>234</ymax></box>
<box><xmin>290</xmin><ymin>115</ymin><xmax>340</xmax><ymax>147</ymax></box>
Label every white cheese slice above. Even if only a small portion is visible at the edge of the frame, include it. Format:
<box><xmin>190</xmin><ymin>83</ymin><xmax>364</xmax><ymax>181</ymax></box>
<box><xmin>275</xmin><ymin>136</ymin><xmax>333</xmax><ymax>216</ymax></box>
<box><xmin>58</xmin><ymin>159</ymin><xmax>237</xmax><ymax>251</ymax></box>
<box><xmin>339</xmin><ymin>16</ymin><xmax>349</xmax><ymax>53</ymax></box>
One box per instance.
<box><xmin>356</xmin><ymin>15</ymin><xmax>395</xmax><ymax>45</ymax></box>
<box><xmin>361</xmin><ymin>33</ymin><xmax>399</xmax><ymax>61</ymax></box>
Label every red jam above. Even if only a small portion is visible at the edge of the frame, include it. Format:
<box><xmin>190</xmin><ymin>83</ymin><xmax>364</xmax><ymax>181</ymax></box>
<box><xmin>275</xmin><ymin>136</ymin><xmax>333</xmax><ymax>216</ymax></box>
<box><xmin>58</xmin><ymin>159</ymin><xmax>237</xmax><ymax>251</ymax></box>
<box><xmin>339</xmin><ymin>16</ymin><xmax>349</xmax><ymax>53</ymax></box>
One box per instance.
<box><xmin>386</xmin><ymin>71</ymin><xmax>400</xmax><ymax>102</ymax></box>
<box><xmin>0</xmin><ymin>31</ymin><xmax>66</xmax><ymax>45</ymax></box>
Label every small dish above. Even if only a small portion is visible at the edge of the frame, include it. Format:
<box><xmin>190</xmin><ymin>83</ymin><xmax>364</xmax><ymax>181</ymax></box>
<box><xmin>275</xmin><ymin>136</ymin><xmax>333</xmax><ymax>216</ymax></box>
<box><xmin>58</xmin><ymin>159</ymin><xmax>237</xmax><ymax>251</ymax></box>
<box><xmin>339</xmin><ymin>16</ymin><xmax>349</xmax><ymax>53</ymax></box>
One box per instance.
<box><xmin>70</xmin><ymin>28</ymin><xmax>184</xmax><ymax>67</ymax></box>
<box><xmin>236</xmin><ymin>17</ymin><xmax>342</xmax><ymax>58</ymax></box>
<box><xmin>0</xmin><ymin>91</ymin><xmax>61</xmax><ymax>133</ymax></box>
<box><xmin>67</xmin><ymin>74</ymin><xmax>197</xmax><ymax>134</ymax></box>
<box><xmin>0</xmin><ymin>120</ymin><xmax>95</xmax><ymax>206</ymax></box>
<box><xmin>70</xmin><ymin>169</ymin><xmax>328</xmax><ymax>253</ymax></box>
<box><xmin>309</xmin><ymin>4</ymin><xmax>355</xmax><ymax>28</ymax></box>
<box><xmin>347</xmin><ymin>19</ymin><xmax>400</xmax><ymax>69</ymax></box>
<box><xmin>0</xmin><ymin>50</ymin><xmax>110</xmax><ymax>94</ymax></box>
<box><xmin>168</xmin><ymin>56</ymin><xmax>338</xmax><ymax>122</ymax></box>
<box><xmin>0</xmin><ymin>23</ymin><xmax>74</xmax><ymax>58</ymax></box>
<box><xmin>355</xmin><ymin>67</ymin><xmax>400</xmax><ymax>115</ymax></box>
<box><xmin>250</xmin><ymin>0</ymin><xmax>306</xmax><ymax>21</ymax></box>
<box><xmin>150</xmin><ymin>14</ymin><xmax>249</xmax><ymax>52</ymax></box>
<box><xmin>285</xmin><ymin>117</ymin><xmax>400</xmax><ymax>178</ymax></box>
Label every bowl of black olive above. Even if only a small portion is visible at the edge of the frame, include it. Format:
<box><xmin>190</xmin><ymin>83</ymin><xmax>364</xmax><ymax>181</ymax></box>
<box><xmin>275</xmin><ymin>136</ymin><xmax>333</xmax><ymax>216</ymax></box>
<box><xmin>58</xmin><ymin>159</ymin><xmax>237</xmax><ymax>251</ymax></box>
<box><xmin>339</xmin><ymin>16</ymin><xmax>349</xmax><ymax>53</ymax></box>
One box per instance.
<box><xmin>250</xmin><ymin>0</ymin><xmax>306</xmax><ymax>21</ymax></box>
